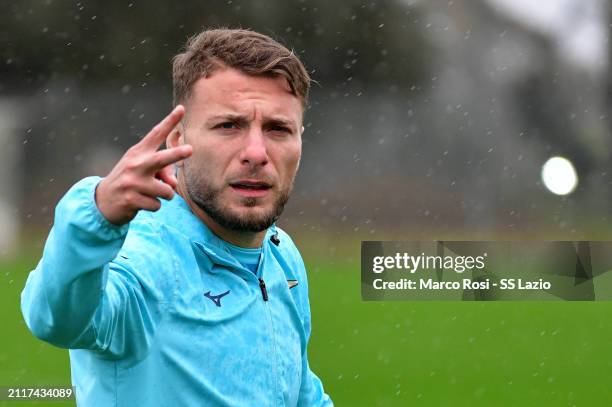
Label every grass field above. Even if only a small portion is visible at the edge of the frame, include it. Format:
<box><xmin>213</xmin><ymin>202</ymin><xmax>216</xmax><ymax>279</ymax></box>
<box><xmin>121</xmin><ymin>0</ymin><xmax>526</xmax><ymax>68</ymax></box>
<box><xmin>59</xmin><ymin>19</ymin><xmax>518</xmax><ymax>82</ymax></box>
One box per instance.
<box><xmin>2</xmin><ymin>241</ymin><xmax>612</xmax><ymax>406</ymax></box>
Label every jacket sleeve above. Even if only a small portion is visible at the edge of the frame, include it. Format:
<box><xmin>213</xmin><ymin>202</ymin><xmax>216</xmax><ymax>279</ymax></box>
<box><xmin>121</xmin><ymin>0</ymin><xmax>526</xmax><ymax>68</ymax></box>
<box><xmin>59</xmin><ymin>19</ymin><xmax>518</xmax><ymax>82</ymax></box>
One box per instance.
<box><xmin>20</xmin><ymin>176</ymin><xmax>160</xmax><ymax>360</ymax></box>
<box><xmin>298</xmin><ymin>310</ymin><xmax>334</xmax><ymax>406</ymax></box>
<box><xmin>294</xmin><ymin>253</ymin><xmax>334</xmax><ymax>406</ymax></box>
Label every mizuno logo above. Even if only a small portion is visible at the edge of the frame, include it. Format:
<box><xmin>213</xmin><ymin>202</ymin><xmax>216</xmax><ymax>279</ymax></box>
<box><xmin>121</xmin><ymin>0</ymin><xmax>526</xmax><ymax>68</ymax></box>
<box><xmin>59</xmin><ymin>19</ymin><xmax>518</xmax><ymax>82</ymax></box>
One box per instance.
<box><xmin>287</xmin><ymin>280</ymin><xmax>298</xmax><ymax>289</ymax></box>
<box><xmin>204</xmin><ymin>290</ymin><xmax>230</xmax><ymax>307</ymax></box>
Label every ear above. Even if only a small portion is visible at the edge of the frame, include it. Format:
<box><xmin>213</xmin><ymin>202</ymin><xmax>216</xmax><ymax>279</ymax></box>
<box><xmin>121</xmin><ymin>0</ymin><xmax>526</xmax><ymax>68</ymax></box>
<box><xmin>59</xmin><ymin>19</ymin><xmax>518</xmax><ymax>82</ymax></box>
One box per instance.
<box><xmin>166</xmin><ymin>123</ymin><xmax>184</xmax><ymax>150</ymax></box>
<box><xmin>301</xmin><ymin>125</ymin><xmax>305</xmax><ymax>135</ymax></box>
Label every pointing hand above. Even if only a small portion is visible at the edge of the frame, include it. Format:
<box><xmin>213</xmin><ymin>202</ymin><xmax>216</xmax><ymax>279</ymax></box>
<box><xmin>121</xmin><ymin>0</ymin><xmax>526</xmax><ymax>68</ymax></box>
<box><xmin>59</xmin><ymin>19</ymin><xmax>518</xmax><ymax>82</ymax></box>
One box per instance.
<box><xmin>95</xmin><ymin>105</ymin><xmax>193</xmax><ymax>225</ymax></box>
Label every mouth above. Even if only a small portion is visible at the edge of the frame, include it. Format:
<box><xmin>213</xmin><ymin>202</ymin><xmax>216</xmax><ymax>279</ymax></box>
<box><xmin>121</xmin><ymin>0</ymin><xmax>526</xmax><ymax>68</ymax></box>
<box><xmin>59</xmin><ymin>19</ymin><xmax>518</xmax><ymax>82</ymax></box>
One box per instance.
<box><xmin>229</xmin><ymin>179</ymin><xmax>273</xmax><ymax>198</ymax></box>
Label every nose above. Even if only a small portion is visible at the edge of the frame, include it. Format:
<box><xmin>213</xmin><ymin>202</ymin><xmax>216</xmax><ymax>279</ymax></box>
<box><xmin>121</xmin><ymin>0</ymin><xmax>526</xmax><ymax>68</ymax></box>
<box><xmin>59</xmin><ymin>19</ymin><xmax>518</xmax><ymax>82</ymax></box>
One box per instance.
<box><xmin>239</xmin><ymin>128</ymin><xmax>269</xmax><ymax>168</ymax></box>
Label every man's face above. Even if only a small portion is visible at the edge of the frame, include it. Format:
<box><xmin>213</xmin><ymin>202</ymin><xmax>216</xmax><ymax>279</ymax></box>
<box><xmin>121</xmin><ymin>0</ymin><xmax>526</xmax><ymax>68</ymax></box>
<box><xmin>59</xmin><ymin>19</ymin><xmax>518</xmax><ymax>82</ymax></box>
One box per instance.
<box><xmin>177</xmin><ymin>68</ymin><xmax>303</xmax><ymax>233</ymax></box>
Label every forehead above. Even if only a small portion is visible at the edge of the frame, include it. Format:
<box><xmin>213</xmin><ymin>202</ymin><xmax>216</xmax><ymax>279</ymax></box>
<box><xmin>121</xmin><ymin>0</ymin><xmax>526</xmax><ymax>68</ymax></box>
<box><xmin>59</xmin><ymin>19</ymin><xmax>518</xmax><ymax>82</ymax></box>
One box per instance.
<box><xmin>189</xmin><ymin>68</ymin><xmax>302</xmax><ymax>123</ymax></box>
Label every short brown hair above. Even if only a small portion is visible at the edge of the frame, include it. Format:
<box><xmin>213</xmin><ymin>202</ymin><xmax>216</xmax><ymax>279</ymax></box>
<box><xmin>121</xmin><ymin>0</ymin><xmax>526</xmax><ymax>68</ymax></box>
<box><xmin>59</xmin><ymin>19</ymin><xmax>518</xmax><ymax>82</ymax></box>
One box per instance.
<box><xmin>172</xmin><ymin>28</ymin><xmax>310</xmax><ymax>109</ymax></box>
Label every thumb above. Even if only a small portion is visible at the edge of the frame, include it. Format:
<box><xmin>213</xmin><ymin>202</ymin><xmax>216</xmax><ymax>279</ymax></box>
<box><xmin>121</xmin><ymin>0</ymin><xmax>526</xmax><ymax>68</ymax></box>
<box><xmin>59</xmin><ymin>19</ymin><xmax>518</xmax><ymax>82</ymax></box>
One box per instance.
<box><xmin>156</xmin><ymin>165</ymin><xmax>179</xmax><ymax>190</ymax></box>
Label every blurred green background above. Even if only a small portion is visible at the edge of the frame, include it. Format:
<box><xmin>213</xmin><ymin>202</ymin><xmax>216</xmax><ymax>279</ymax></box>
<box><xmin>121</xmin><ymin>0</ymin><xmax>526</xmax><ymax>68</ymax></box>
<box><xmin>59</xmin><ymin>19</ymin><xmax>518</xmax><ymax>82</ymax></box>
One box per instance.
<box><xmin>3</xmin><ymin>0</ymin><xmax>612</xmax><ymax>405</ymax></box>
<box><xmin>3</xmin><ymin>235</ymin><xmax>612</xmax><ymax>406</ymax></box>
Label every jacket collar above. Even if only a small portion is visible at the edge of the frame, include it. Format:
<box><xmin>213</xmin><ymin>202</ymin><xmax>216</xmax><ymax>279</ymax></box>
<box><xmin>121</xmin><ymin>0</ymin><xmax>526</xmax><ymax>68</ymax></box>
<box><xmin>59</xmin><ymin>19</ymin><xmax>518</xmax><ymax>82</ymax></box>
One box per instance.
<box><xmin>159</xmin><ymin>192</ymin><xmax>277</xmax><ymax>270</ymax></box>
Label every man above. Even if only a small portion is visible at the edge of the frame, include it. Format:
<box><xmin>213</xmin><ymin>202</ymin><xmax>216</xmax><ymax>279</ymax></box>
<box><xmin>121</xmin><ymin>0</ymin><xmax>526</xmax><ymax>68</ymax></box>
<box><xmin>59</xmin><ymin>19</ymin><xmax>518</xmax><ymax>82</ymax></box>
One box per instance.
<box><xmin>21</xmin><ymin>28</ymin><xmax>333</xmax><ymax>406</ymax></box>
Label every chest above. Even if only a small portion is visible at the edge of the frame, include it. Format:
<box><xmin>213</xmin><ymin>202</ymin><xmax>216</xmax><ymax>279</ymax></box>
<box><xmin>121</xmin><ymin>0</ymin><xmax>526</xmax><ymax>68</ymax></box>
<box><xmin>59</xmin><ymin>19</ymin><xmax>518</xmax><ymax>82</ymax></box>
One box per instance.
<box><xmin>156</xmin><ymin>244</ymin><xmax>306</xmax><ymax>404</ymax></box>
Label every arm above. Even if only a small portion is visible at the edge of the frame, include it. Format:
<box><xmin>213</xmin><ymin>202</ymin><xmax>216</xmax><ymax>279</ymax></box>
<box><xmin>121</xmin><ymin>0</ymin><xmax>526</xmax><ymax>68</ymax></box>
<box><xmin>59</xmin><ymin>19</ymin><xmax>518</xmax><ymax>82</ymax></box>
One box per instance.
<box><xmin>298</xmin><ymin>313</ymin><xmax>334</xmax><ymax>407</ymax></box>
<box><xmin>21</xmin><ymin>106</ymin><xmax>192</xmax><ymax>358</ymax></box>
<box><xmin>295</xmin><ymin>256</ymin><xmax>334</xmax><ymax>406</ymax></box>
<box><xmin>21</xmin><ymin>178</ymin><xmax>160</xmax><ymax>359</ymax></box>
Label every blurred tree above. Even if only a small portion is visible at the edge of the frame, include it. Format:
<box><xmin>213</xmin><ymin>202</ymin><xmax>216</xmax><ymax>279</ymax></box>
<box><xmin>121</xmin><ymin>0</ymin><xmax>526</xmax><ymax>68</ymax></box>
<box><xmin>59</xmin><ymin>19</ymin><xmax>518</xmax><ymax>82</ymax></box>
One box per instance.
<box><xmin>1</xmin><ymin>0</ymin><xmax>429</xmax><ymax>92</ymax></box>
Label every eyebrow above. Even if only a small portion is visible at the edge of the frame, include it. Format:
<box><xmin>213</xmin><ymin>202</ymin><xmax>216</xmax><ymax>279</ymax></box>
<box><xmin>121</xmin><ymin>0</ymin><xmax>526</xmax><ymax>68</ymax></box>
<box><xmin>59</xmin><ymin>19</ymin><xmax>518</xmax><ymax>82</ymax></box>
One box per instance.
<box><xmin>205</xmin><ymin>114</ymin><xmax>248</xmax><ymax>127</ymax></box>
<box><xmin>205</xmin><ymin>114</ymin><xmax>297</xmax><ymax>131</ymax></box>
<box><xmin>264</xmin><ymin>118</ymin><xmax>294</xmax><ymax>130</ymax></box>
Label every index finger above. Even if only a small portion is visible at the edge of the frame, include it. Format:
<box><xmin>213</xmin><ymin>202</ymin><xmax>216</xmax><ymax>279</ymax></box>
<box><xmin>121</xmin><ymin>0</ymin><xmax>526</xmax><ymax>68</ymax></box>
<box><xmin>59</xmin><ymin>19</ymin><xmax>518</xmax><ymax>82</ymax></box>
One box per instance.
<box><xmin>146</xmin><ymin>144</ymin><xmax>193</xmax><ymax>172</ymax></box>
<box><xmin>139</xmin><ymin>105</ymin><xmax>185</xmax><ymax>150</ymax></box>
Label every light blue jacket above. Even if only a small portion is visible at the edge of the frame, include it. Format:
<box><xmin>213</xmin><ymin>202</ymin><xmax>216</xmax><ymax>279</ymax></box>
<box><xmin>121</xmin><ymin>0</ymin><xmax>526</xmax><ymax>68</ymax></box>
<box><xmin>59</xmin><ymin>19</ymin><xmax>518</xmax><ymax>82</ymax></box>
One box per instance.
<box><xmin>21</xmin><ymin>176</ymin><xmax>333</xmax><ymax>406</ymax></box>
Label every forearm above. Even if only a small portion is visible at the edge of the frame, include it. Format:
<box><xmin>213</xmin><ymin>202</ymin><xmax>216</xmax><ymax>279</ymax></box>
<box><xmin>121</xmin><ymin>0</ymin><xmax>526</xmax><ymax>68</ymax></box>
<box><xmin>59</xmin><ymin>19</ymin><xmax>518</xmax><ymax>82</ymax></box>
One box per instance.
<box><xmin>298</xmin><ymin>356</ymin><xmax>334</xmax><ymax>407</ymax></box>
<box><xmin>21</xmin><ymin>177</ymin><xmax>129</xmax><ymax>348</ymax></box>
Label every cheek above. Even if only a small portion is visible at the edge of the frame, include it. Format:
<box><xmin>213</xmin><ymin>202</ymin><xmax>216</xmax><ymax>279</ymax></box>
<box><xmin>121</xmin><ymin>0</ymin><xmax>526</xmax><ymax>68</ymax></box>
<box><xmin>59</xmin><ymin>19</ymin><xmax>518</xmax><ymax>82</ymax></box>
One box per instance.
<box><xmin>187</xmin><ymin>149</ymin><xmax>219</xmax><ymax>180</ymax></box>
<box><xmin>279</xmin><ymin>143</ymin><xmax>301</xmax><ymax>178</ymax></box>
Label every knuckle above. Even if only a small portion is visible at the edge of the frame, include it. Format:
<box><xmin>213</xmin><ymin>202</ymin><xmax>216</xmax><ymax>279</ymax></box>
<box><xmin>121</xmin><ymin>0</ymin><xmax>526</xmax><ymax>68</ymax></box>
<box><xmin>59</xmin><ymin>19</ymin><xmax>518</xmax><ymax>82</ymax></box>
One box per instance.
<box><xmin>151</xmin><ymin>155</ymin><xmax>165</xmax><ymax>168</ymax></box>
<box><xmin>123</xmin><ymin>160</ymin><xmax>138</xmax><ymax>172</ymax></box>
<box><xmin>119</xmin><ymin>175</ymin><xmax>136</xmax><ymax>191</ymax></box>
<box><xmin>131</xmin><ymin>156</ymin><xmax>148</xmax><ymax>170</ymax></box>
<box><xmin>163</xmin><ymin>186</ymin><xmax>174</xmax><ymax>200</ymax></box>
<box><xmin>123</xmin><ymin>191</ymin><xmax>137</xmax><ymax>208</ymax></box>
<box><xmin>149</xmin><ymin>124</ymin><xmax>161</xmax><ymax>135</ymax></box>
<box><xmin>150</xmin><ymin>199</ymin><xmax>162</xmax><ymax>211</ymax></box>
<box><xmin>125</xmin><ymin>145</ymin><xmax>140</xmax><ymax>158</ymax></box>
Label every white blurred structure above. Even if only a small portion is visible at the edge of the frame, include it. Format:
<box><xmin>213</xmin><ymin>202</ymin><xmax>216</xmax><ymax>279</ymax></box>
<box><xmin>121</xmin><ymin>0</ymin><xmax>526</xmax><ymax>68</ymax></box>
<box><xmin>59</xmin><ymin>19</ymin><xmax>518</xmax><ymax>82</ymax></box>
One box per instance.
<box><xmin>486</xmin><ymin>0</ymin><xmax>607</xmax><ymax>76</ymax></box>
<box><xmin>541</xmin><ymin>156</ymin><xmax>579</xmax><ymax>195</ymax></box>
<box><xmin>0</xmin><ymin>100</ymin><xmax>23</xmax><ymax>255</ymax></box>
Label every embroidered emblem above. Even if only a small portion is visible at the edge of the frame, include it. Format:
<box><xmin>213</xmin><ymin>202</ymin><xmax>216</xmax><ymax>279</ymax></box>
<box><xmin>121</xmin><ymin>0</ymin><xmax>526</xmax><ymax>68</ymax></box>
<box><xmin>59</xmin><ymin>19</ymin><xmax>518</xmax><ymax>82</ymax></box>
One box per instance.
<box><xmin>204</xmin><ymin>290</ymin><xmax>231</xmax><ymax>307</ymax></box>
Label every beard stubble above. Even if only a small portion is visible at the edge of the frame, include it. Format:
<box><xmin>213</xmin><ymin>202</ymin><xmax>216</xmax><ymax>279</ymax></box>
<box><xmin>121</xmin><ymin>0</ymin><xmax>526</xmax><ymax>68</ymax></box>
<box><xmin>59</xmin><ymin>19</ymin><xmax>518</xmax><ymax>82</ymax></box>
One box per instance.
<box><xmin>182</xmin><ymin>162</ymin><xmax>292</xmax><ymax>233</ymax></box>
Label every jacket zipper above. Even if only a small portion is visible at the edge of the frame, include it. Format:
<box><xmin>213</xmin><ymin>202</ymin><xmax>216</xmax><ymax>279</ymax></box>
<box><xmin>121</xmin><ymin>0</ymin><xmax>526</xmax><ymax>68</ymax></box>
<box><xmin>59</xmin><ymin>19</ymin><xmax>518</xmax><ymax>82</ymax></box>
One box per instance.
<box><xmin>257</xmin><ymin>250</ymin><xmax>280</xmax><ymax>405</ymax></box>
<box><xmin>259</xmin><ymin>278</ymin><xmax>269</xmax><ymax>301</ymax></box>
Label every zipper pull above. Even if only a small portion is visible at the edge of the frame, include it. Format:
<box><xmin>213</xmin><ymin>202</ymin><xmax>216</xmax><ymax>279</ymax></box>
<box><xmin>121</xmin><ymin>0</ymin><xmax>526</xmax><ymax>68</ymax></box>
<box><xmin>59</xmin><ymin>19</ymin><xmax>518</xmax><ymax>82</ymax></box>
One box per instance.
<box><xmin>259</xmin><ymin>278</ymin><xmax>269</xmax><ymax>301</ymax></box>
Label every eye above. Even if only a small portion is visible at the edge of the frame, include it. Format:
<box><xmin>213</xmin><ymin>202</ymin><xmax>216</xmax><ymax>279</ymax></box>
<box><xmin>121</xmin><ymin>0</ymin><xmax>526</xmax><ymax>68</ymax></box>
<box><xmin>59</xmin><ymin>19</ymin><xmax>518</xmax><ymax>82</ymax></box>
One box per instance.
<box><xmin>216</xmin><ymin>122</ymin><xmax>236</xmax><ymax>129</ymax></box>
<box><xmin>270</xmin><ymin>125</ymin><xmax>291</xmax><ymax>134</ymax></box>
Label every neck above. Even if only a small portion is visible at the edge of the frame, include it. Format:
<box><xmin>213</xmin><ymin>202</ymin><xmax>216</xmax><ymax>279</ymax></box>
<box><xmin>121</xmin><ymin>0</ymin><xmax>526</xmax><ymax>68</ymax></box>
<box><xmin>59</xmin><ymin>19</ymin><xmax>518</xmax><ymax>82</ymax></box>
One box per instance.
<box><xmin>175</xmin><ymin>177</ymin><xmax>266</xmax><ymax>248</ymax></box>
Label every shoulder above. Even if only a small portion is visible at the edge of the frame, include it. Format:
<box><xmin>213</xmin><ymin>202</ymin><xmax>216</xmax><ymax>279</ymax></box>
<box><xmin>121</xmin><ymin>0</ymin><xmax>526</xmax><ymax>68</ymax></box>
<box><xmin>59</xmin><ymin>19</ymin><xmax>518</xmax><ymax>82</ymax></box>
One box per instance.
<box><xmin>270</xmin><ymin>227</ymin><xmax>314</xmax><ymax>326</ymax></box>
<box><xmin>119</xmin><ymin>206</ymin><xmax>172</xmax><ymax>259</ymax></box>
<box><xmin>111</xmin><ymin>199</ymin><xmax>181</xmax><ymax>273</ymax></box>
<box><xmin>270</xmin><ymin>226</ymin><xmax>309</xmax><ymax>283</ymax></box>
<box><xmin>272</xmin><ymin>227</ymin><xmax>303</xmax><ymax>262</ymax></box>
<box><xmin>108</xmin><ymin>207</ymin><xmax>177</xmax><ymax>299</ymax></box>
